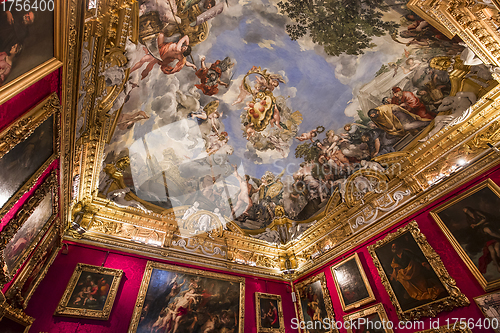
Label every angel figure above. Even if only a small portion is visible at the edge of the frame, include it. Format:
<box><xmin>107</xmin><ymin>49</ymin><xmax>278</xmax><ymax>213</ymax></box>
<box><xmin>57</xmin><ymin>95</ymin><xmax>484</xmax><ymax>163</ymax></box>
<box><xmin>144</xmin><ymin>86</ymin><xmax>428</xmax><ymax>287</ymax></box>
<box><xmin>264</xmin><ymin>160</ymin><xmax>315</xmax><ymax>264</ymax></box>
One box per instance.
<box><xmin>195</xmin><ymin>56</ymin><xmax>234</xmax><ymax>96</ymax></box>
<box><xmin>295</xmin><ymin>128</ymin><xmax>318</xmax><ymax>142</ymax></box>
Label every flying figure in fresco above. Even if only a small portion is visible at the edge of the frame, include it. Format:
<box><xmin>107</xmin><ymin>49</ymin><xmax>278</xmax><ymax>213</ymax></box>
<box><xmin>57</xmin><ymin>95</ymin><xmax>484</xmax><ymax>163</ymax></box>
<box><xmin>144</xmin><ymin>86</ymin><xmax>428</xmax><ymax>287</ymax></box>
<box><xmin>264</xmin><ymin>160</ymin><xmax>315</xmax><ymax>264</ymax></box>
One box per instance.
<box><xmin>130</xmin><ymin>34</ymin><xmax>196</xmax><ymax>79</ymax></box>
<box><xmin>230</xmin><ymin>164</ymin><xmax>259</xmax><ymax>217</ymax></box>
<box><xmin>195</xmin><ymin>56</ymin><xmax>234</xmax><ymax>96</ymax></box>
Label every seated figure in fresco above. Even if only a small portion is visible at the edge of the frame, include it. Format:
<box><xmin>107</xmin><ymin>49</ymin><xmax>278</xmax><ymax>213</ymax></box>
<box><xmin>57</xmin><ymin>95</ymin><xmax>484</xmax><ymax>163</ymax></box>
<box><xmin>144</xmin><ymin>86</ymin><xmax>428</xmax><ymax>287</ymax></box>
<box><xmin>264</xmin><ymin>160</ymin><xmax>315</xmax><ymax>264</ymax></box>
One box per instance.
<box><xmin>391</xmin><ymin>86</ymin><xmax>436</xmax><ymax>120</ymax></box>
<box><xmin>389</xmin><ymin>242</ymin><xmax>445</xmax><ymax>301</ymax></box>
<box><xmin>367</xmin><ymin>103</ymin><xmax>430</xmax><ymax>138</ymax></box>
<box><xmin>130</xmin><ymin>34</ymin><xmax>196</xmax><ymax>79</ymax></box>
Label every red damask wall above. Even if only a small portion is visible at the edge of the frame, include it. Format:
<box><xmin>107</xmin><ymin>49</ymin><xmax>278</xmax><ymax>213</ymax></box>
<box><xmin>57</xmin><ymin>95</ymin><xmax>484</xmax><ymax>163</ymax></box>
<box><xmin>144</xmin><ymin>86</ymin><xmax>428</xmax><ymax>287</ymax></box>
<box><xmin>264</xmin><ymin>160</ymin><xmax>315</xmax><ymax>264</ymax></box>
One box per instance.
<box><xmin>294</xmin><ymin>162</ymin><xmax>500</xmax><ymax>333</ymax></box>
<box><xmin>24</xmin><ymin>243</ymin><xmax>299</xmax><ymax>333</ymax></box>
<box><xmin>0</xmin><ymin>69</ymin><xmax>61</xmax><ymax>291</ymax></box>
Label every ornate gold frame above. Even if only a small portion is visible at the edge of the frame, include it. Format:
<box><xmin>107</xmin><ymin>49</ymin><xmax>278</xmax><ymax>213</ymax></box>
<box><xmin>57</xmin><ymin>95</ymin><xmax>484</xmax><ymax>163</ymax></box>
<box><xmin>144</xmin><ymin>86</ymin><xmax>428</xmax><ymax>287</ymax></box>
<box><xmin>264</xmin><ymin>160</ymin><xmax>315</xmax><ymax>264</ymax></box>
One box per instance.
<box><xmin>0</xmin><ymin>170</ymin><xmax>58</xmax><ymax>287</ymax></box>
<box><xmin>430</xmin><ymin>178</ymin><xmax>500</xmax><ymax>291</ymax></box>
<box><xmin>330</xmin><ymin>253</ymin><xmax>375</xmax><ymax>312</ymax></box>
<box><xmin>294</xmin><ymin>272</ymin><xmax>338</xmax><ymax>333</ymax></box>
<box><xmin>343</xmin><ymin>303</ymin><xmax>393</xmax><ymax>333</ymax></box>
<box><xmin>54</xmin><ymin>263</ymin><xmax>123</xmax><ymax>320</ymax></box>
<box><xmin>0</xmin><ymin>93</ymin><xmax>60</xmax><ymax>222</ymax></box>
<box><xmin>255</xmin><ymin>292</ymin><xmax>285</xmax><ymax>333</ymax></box>
<box><xmin>0</xmin><ymin>0</ymin><xmax>65</xmax><ymax>104</ymax></box>
<box><xmin>474</xmin><ymin>289</ymin><xmax>500</xmax><ymax>333</ymax></box>
<box><xmin>0</xmin><ymin>302</ymin><xmax>34</xmax><ymax>333</ymax></box>
<box><xmin>128</xmin><ymin>261</ymin><xmax>245</xmax><ymax>333</ymax></box>
<box><xmin>6</xmin><ymin>222</ymin><xmax>61</xmax><ymax>307</ymax></box>
<box><xmin>416</xmin><ymin>326</ymin><xmax>473</xmax><ymax>333</ymax></box>
<box><xmin>367</xmin><ymin>221</ymin><xmax>469</xmax><ymax>321</ymax></box>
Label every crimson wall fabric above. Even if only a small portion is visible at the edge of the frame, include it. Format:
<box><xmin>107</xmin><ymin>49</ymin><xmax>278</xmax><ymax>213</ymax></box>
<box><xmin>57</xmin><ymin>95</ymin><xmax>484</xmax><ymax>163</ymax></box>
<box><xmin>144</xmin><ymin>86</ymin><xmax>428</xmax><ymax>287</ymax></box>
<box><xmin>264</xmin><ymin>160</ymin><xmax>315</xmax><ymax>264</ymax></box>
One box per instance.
<box><xmin>25</xmin><ymin>243</ymin><xmax>299</xmax><ymax>333</ymax></box>
<box><xmin>294</xmin><ymin>163</ymin><xmax>500</xmax><ymax>333</ymax></box>
<box><xmin>0</xmin><ymin>69</ymin><xmax>61</xmax><ymax>292</ymax></box>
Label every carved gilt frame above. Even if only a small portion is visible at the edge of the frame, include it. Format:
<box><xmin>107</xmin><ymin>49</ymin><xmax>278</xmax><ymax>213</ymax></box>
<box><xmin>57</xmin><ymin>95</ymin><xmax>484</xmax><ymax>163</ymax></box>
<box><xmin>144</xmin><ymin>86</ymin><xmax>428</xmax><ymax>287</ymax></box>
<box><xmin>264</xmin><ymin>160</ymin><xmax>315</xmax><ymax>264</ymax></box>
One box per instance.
<box><xmin>342</xmin><ymin>303</ymin><xmax>393</xmax><ymax>333</ymax></box>
<box><xmin>294</xmin><ymin>272</ymin><xmax>338</xmax><ymax>333</ymax></box>
<box><xmin>128</xmin><ymin>261</ymin><xmax>245</xmax><ymax>333</ymax></box>
<box><xmin>368</xmin><ymin>221</ymin><xmax>469</xmax><ymax>321</ymax></box>
<box><xmin>0</xmin><ymin>0</ymin><xmax>65</xmax><ymax>104</ymax></box>
<box><xmin>330</xmin><ymin>252</ymin><xmax>375</xmax><ymax>312</ymax></box>
<box><xmin>54</xmin><ymin>263</ymin><xmax>123</xmax><ymax>320</ymax></box>
<box><xmin>0</xmin><ymin>93</ymin><xmax>60</xmax><ymax>222</ymax></box>
<box><xmin>255</xmin><ymin>292</ymin><xmax>285</xmax><ymax>333</ymax></box>
<box><xmin>0</xmin><ymin>170</ymin><xmax>58</xmax><ymax>287</ymax></box>
<box><xmin>6</xmin><ymin>222</ymin><xmax>61</xmax><ymax>307</ymax></box>
<box><xmin>430</xmin><ymin>178</ymin><xmax>500</xmax><ymax>291</ymax></box>
<box><xmin>474</xmin><ymin>289</ymin><xmax>500</xmax><ymax>333</ymax></box>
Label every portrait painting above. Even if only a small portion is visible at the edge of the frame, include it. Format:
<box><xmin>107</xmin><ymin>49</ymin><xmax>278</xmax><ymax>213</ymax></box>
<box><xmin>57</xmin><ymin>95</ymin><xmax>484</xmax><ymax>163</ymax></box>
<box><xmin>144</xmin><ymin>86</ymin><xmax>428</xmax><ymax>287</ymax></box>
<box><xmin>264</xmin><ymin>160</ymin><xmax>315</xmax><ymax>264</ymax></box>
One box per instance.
<box><xmin>343</xmin><ymin>303</ymin><xmax>393</xmax><ymax>333</ymax></box>
<box><xmin>368</xmin><ymin>221</ymin><xmax>469</xmax><ymax>321</ymax></box>
<box><xmin>128</xmin><ymin>261</ymin><xmax>244</xmax><ymax>333</ymax></box>
<box><xmin>255</xmin><ymin>292</ymin><xmax>285</xmax><ymax>333</ymax></box>
<box><xmin>96</xmin><ymin>0</ymin><xmax>498</xmax><ymax>244</ymax></box>
<box><xmin>0</xmin><ymin>0</ymin><xmax>63</xmax><ymax>104</ymax></box>
<box><xmin>331</xmin><ymin>253</ymin><xmax>375</xmax><ymax>312</ymax></box>
<box><xmin>8</xmin><ymin>223</ymin><xmax>60</xmax><ymax>307</ymax></box>
<box><xmin>0</xmin><ymin>93</ymin><xmax>59</xmax><ymax>221</ymax></box>
<box><xmin>474</xmin><ymin>290</ymin><xmax>500</xmax><ymax>333</ymax></box>
<box><xmin>54</xmin><ymin>264</ymin><xmax>123</xmax><ymax>320</ymax></box>
<box><xmin>431</xmin><ymin>179</ymin><xmax>500</xmax><ymax>291</ymax></box>
<box><xmin>295</xmin><ymin>272</ymin><xmax>337</xmax><ymax>333</ymax></box>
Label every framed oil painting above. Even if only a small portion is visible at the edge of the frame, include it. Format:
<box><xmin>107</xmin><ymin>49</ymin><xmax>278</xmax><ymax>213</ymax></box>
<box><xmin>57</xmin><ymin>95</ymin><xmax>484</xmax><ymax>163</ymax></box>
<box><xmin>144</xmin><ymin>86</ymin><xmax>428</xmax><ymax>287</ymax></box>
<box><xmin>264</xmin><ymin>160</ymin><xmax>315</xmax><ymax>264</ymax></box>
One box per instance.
<box><xmin>430</xmin><ymin>179</ymin><xmax>500</xmax><ymax>291</ymax></box>
<box><xmin>367</xmin><ymin>221</ymin><xmax>469</xmax><ymax>321</ymax></box>
<box><xmin>128</xmin><ymin>261</ymin><xmax>245</xmax><ymax>333</ymax></box>
<box><xmin>331</xmin><ymin>253</ymin><xmax>375</xmax><ymax>312</ymax></box>
<box><xmin>0</xmin><ymin>93</ymin><xmax>60</xmax><ymax>221</ymax></box>
<box><xmin>7</xmin><ymin>222</ymin><xmax>61</xmax><ymax>307</ymax></box>
<box><xmin>295</xmin><ymin>272</ymin><xmax>338</xmax><ymax>333</ymax></box>
<box><xmin>474</xmin><ymin>290</ymin><xmax>500</xmax><ymax>333</ymax></box>
<box><xmin>0</xmin><ymin>0</ymin><xmax>63</xmax><ymax>104</ymax></box>
<box><xmin>54</xmin><ymin>263</ymin><xmax>123</xmax><ymax>320</ymax></box>
<box><xmin>255</xmin><ymin>292</ymin><xmax>285</xmax><ymax>333</ymax></box>
<box><xmin>0</xmin><ymin>171</ymin><xmax>58</xmax><ymax>284</ymax></box>
<box><xmin>343</xmin><ymin>303</ymin><xmax>393</xmax><ymax>333</ymax></box>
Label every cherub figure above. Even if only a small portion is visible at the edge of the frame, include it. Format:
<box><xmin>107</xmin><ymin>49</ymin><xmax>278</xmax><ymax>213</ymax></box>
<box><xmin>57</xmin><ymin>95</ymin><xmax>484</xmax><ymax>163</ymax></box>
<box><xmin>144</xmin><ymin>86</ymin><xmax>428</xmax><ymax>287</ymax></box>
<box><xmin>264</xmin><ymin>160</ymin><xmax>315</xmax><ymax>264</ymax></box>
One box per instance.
<box><xmin>295</xmin><ymin>128</ymin><xmax>318</xmax><ymax>142</ymax></box>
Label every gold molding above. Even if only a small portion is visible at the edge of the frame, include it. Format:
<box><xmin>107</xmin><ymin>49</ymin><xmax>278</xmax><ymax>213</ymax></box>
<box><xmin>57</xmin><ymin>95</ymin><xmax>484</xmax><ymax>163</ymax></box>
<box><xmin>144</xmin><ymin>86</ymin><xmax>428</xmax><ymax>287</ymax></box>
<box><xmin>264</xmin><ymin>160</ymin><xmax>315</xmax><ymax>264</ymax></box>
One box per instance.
<box><xmin>0</xmin><ymin>171</ymin><xmax>59</xmax><ymax>287</ymax></box>
<box><xmin>0</xmin><ymin>0</ymin><xmax>64</xmax><ymax>105</ymax></box>
<box><xmin>294</xmin><ymin>272</ymin><xmax>338</xmax><ymax>333</ymax></box>
<box><xmin>367</xmin><ymin>221</ymin><xmax>469</xmax><ymax>321</ymax></box>
<box><xmin>342</xmin><ymin>303</ymin><xmax>393</xmax><ymax>333</ymax></box>
<box><xmin>330</xmin><ymin>253</ymin><xmax>376</xmax><ymax>312</ymax></box>
<box><xmin>0</xmin><ymin>93</ymin><xmax>61</xmax><ymax>222</ymax></box>
<box><xmin>0</xmin><ymin>302</ymin><xmax>34</xmax><ymax>333</ymax></box>
<box><xmin>54</xmin><ymin>263</ymin><xmax>123</xmax><ymax>320</ymax></box>
<box><xmin>255</xmin><ymin>292</ymin><xmax>285</xmax><ymax>333</ymax></box>
<box><xmin>127</xmin><ymin>261</ymin><xmax>245</xmax><ymax>333</ymax></box>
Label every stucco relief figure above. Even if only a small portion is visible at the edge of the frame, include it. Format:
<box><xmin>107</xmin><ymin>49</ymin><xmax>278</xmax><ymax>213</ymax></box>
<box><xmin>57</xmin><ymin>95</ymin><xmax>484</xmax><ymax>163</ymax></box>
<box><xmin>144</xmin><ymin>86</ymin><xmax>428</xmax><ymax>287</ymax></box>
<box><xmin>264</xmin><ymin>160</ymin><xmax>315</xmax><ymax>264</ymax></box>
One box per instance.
<box><xmin>251</xmin><ymin>228</ymin><xmax>281</xmax><ymax>244</ymax></box>
<box><xmin>107</xmin><ymin>188</ymin><xmax>152</xmax><ymax>213</ymax></box>
<box><xmin>419</xmin><ymin>91</ymin><xmax>477</xmax><ymax>142</ymax></box>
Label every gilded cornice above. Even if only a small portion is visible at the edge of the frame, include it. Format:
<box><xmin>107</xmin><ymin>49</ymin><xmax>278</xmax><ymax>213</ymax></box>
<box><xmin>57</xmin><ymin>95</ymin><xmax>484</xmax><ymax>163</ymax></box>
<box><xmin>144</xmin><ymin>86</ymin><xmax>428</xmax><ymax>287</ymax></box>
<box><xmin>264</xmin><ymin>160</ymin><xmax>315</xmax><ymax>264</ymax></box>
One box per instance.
<box><xmin>63</xmin><ymin>0</ymin><xmax>500</xmax><ymax>280</ymax></box>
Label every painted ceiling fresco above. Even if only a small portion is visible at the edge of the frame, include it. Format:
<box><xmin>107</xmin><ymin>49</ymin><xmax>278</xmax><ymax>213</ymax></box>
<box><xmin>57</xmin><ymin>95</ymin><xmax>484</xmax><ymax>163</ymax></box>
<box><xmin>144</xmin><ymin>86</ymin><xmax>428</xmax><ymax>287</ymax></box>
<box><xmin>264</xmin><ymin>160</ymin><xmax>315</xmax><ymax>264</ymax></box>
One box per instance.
<box><xmin>99</xmin><ymin>0</ymin><xmax>497</xmax><ymax>238</ymax></box>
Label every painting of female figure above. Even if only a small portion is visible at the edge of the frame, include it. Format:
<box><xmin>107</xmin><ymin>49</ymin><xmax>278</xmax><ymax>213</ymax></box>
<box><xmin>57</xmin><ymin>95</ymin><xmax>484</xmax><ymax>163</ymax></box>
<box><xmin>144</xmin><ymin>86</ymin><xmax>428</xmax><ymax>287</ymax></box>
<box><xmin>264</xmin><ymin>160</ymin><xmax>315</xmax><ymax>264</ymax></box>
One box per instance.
<box><xmin>368</xmin><ymin>222</ymin><xmax>469</xmax><ymax>320</ymax></box>
<box><xmin>255</xmin><ymin>293</ymin><xmax>285</xmax><ymax>332</ymax></box>
<box><xmin>431</xmin><ymin>179</ymin><xmax>500</xmax><ymax>291</ymax></box>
